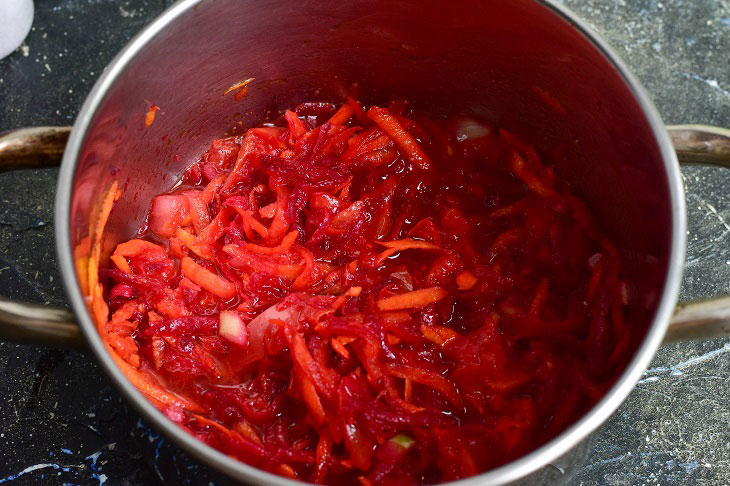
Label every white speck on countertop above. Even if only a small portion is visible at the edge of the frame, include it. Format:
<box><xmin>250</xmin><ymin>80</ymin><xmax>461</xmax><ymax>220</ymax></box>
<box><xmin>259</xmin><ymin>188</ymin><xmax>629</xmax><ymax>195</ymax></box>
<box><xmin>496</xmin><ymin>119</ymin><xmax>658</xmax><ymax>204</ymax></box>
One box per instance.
<box><xmin>119</xmin><ymin>6</ymin><xmax>138</xmax><ymax>18</ymax></box>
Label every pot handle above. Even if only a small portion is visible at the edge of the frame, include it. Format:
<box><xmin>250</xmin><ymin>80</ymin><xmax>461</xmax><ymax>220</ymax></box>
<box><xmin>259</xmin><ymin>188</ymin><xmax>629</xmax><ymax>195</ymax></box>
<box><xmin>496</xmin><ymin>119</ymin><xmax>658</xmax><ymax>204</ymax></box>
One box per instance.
<box><xmin>667</xmin><ymin>125</ymin><xmax>730</xmax><ymax>168</ymax></box>
<box><xmin>0</xmin><ymin>126</ymin><xmax>71</xmax><ymax>171</ymax></box>
<box><xmin>0</xmin><ymin>126</ymin><xmax>85</xmax><ymax>348</ymax></box>
<box><xmin>0</xmin><ymin>298</ymin><xmax>84</xmax><ymax>348</ymax></box>
<box><xmin>1</xmin><ymin>125</ymin><xmax>729</xmax><ymax>347</ymax></box>
<box><xmin>664</xmin><ymin>125</ymin><xmax>730</xmax><ymax>343</ymax></box>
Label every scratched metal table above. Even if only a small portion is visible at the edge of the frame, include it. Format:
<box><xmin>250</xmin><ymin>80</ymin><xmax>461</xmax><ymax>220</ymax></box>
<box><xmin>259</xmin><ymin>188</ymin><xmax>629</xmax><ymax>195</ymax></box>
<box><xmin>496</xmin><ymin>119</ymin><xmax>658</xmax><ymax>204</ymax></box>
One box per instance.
<box><xmin>0</xmin><ymin>1</ymin><xmax>728</xmax><ymax>484</ymax></box>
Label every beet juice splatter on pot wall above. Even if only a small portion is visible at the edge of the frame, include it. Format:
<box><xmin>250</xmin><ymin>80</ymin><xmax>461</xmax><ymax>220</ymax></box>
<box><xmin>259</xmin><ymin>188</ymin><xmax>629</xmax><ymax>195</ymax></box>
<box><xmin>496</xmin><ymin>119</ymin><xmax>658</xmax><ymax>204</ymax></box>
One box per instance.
<box><xmin>92</xmin><ymin>97</ymin><xmax>634</xmax><ymax>485</ymax></box>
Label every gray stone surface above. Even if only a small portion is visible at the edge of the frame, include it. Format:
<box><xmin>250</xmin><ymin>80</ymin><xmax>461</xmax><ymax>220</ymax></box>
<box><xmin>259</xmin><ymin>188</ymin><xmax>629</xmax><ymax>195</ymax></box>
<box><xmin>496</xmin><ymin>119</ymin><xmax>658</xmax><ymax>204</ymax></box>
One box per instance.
<box><xmin>0</xmin><ymin>0</ymin><xmax>728</xmax><ymax>485</ymax></box>
<box><xmin>559</xmin><ymin>1</ymin><xmax>730</xmax><ymax>485</ymax></box>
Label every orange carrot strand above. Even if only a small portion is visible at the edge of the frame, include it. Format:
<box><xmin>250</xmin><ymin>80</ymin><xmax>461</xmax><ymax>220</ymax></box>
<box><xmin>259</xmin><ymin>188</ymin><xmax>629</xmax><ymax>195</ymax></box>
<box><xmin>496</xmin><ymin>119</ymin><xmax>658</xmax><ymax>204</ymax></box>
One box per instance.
<box><xmin>377</xmin><ymin>287</ymin><xmax>447</xmax><ymax>311</ymax></box>
<box><xmin>180</xmin><ymin>256</ymin><xmax>236</xmax><ymax>299</ymax></box>
<box><xmin>367</xmin><ymin>106</ymin><xmax>432</xmax><ymax>171</ymax></box>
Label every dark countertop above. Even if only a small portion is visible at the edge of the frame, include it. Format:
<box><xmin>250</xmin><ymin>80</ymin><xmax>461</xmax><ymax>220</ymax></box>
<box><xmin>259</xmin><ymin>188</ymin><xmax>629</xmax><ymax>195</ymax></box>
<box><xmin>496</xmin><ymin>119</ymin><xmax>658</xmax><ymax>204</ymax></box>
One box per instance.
<box><xmin>0</xmin><ymin>1</ymin><xmax>728</xmax><ymax>484</ymax></box>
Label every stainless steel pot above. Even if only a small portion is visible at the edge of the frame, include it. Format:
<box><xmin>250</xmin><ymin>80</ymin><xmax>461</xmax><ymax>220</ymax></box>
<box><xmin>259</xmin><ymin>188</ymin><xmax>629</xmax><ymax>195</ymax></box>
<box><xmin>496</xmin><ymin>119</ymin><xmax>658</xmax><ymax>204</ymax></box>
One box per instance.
<box><xmin>1</xmin><ymin>0</ymin><xmax>729</xmax><ymax>484</ymax></box>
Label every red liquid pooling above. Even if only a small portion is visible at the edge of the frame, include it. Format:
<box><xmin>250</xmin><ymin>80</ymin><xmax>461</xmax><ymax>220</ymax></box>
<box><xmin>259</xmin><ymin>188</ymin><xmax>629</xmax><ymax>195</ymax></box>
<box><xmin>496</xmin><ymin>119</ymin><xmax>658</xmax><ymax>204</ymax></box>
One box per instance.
<box><xmin>100</xmin><ymin>98</ymin><xmax>632</xmax><ymax>485</ymax></box>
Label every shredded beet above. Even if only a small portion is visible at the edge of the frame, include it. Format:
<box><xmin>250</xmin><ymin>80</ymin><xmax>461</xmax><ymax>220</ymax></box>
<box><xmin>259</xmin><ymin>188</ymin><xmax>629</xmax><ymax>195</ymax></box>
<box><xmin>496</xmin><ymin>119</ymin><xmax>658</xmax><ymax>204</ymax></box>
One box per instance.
<box><xmin>101</xmin><ymin>98</ymin><xmax>631</xmax><ymax>485</ymax></box>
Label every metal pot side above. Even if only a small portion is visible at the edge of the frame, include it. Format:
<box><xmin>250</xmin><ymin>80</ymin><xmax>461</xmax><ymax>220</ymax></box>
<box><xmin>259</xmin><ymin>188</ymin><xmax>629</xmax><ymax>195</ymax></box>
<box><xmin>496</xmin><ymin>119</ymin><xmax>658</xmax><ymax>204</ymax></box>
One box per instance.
<box><xmin>54</xmin><ymin>0</ymin><xmax>686</xmax><ymax>484</ymax></box>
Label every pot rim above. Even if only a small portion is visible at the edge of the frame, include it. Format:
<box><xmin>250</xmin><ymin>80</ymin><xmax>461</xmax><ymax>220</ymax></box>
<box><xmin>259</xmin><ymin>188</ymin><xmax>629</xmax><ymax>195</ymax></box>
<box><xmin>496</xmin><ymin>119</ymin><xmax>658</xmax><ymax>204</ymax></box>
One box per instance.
<box><xmin>54</xmin><ymin>0</ymin><xmax>687</xmax><ymax>484</ymax></box>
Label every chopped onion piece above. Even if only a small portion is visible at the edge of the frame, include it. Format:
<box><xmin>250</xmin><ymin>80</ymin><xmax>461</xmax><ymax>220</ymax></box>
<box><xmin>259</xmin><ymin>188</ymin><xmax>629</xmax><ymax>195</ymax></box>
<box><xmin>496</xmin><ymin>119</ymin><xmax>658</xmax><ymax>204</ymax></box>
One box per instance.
<box><xmin>454</xmin><ymin>117</ymin><xmax>491</xmax><ymax>142</ymax></box>
<box><xmin>219</xmin><ymin>310</ymin><xmax>249</xmax><ymax>346</ymax></box>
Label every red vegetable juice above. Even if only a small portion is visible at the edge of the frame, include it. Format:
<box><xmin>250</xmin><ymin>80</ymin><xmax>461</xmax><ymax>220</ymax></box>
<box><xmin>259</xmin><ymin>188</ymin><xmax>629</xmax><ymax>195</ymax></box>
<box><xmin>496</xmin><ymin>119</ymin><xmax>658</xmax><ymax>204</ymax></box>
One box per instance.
<box><xmin>100</xmin><ymin>98</ymin><xmax>631</xmax><ymax>485</ymax></box>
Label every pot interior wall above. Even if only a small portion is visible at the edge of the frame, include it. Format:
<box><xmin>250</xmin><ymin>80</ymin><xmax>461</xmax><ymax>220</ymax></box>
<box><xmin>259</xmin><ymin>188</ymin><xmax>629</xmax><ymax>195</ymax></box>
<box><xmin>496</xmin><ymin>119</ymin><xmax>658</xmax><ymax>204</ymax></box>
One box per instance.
<box><xmin>69</xmin><ymin>0</ymin><xmax>671</xmax><ymax>406</ymax></box>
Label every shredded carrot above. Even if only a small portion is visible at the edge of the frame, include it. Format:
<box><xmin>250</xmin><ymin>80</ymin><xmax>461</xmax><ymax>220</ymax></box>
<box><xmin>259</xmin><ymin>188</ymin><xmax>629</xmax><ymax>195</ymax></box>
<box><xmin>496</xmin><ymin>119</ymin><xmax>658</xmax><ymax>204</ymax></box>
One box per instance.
<box><xmin>74</xmin><ymin>236</ymin><xmax>91</xmax><ymax>296</ymax></box>
<box><xmin>110</xmin><ymin>340</ymin><xmax>203</xmax><ymax>412</ymax></box>
<box><xmin>88</xmin><ymin>184</ymin><xmax>144</xmax><ymax>376</ymax></box>
<box><xmin>346</xmin><ymin>286</ymin><xmax>362</xmax><ymax>297</ymax></box>
<box><xmin>145</xmin><ymin>104</ymin><xmax>159</xmax><ymax>127</ymax></box>
<box><xmin>403</xmin><ymin>377</ymin><xmax>412</xmax><ymax>402</ymax></box>
<box><xmin>278</xmin><ymin>464</ymin><xmax>297</xmax><ymax>479</ymax></box>
<box><xmin>509</xmin><ymin>152</ymin><xmax>556</xmax><ymax>197</ymax></box>
<box><xmin>380</xmin><ymin>312</ymin><xmax>412</xmax><ymax>323</ymax></box>
<box><xmin>387</xmin><ymin>363</ymin><xmax>462</xmax><ymax>407</ymax></box>
<box><xmin>332</xmin><ymin>286</ymin><xmax>363</xmax><ymax>312</ymax></box>
<box><xmin>489</xmin><ymin>228</ymin><xmax>521</xmax><ymax>256</ymax></box>
<box><xmin>248</xmin><ymin>216</ymin><xmax>270</xmax><ymax>238</ymax></box>
<box><xmin>193</xmin><ymin>210</ymin><xmax>229</xmax><ymax>253</ymax></box>
<box><xmin>292</xmin><ymin>247</ymin><xmax>315</xmax><ymax>290</ymax></box>
<box><xmin>328</xmin><ymin>200</ymin><xmax>366</xmax><ymax>234</ymax></box>
<box><xmin>315</xmin><ymin>431</ymin><xmax>332</xmax><ymax>483</ymax></box>
<box><xmin>110</xmin><ymin>254</ymin><xmax>131</xmax><ymax>274</ymax></box>
<box><xmin>174</xmin><ymin>227</ymin><xmax>198</xmax><ymax>250</ymax></box>
<box><xmin>233</xmin><ymin>214</ymin><xmax>255</xmax><ymax>241</ymax></box>
<box><xmin>180</xmin><ymin>256</ymin><xmax>236</xmax><ymax>299</ymax></box>
<box><xmin>201</xmin><ymin>173</ymin><xmax>226</xmax><ymax>208</ymax></box>
<box><xmin>88</xmin><ymin>181</ymin><xmax>121</xmax><ymax>327</ymax></box>
<box><xmin>456</xmin><ymin>270</ymin><xmax>478</xmax><ymax>290</ymax></box>
<box><xmin>192</xmin><ymin>414</ymin><xmax>234</xmax><ymax>436</ymax></box>
<box><xmin>285</xmin><ymin>110</ymin><xmax>309</xmax><ymax>139</ymax></box>
<box><xmin>385</xmin><ymin>333</ymin><xmax>401</xmax><ymax>346</ymax></box>
<box><xmin>377</xmin><ymin>287</ymin><xmax>447</xmax><ymax>311</ymax></box>
<box><xmin>113</xmin><ymin>239</ymin><xmax>166</xmax><ymax>258</ymax></box>
<box><xmin>375</xmin><ymin>238</ymin><xmax>441</xmax><ymax>251</ymax></box>
<box><xmin>245</xmin><ymin>229</ymin><xmax>299</xmax><ymax>254</ymax></box>
<box><xmin>234</xmin><ymin>420</ymin><xmax>262</xmax><ymax>444</ymax></box>
<box><xmin>345</xmin><ymin>97</ymin><xmax>368</xmax><ymax>123</ymax></box>
<box><xmin>347</xmin><ymin>260</ymin><xmax>358</xmax><ymax>274</ymax></box>
<box><xmin>374</xmin><ymin>247</ymin><xmax>398</xmax><ymax>266</ymax></box>
<box><xmin>223</xmin><ymin>77</ymin><xmax>254</xmax><ymax>96</ymax></box>
<box><xmin>336</xmin><ymin>177</ymin><xmax>353</xmax><ymax>200</ymax></box>
<box><xmin>222</xmin><ymin>244</ymin><xmax>304</xmax><ymax>280</ymax></box>
<box><xmin>330</xmin><ymin>337</ymin><xmax>350</xmax><ymax>359</ymax></box>
<box><xmin>104</xmin><ymin>326</ymin><xmax>140</xmax><ymax>367</ymax></box>
<box><xmin>231</xmin><ymin>207</ymin><xmax>270</xmax><ymax>239</ymax></box>
<box><xmin>175</xmin><ymin>227</ymin><xmax>216</xmax><ymax>261</ymax></box>
<box><xmin>367</xmin><ymin>106</ymin><xmax>432</xmax><ymax>171</ymax></box>
<box><xmin>264</xmin><ymin>189</ymin><xmax>291</xmax><ymax>245</ymax></box>
<box><xmin>329</xmin><ymin>103</ymin><xmax>353</xmax><ymax>125</ymax></box>
<box><xmin>300</xmin><ymin>375</ymin><xmax>326</xmax><ymax>425</ymax></box>
<box><xmin>91</xmin><ymin>297</ymin><xmax>109</xmax><ymax>332</ymax></box>
<box><xmin>259</xmin><ymin>202</ymin><xmax>277</xmax><ymax>219</ymax></box>
<box><xmin>89</xmin><ymin>182</ymin><xmax>121</xmax><ymax>284</ymax></box>
<box><xmin>421</xmin><ymin>324</ymin><xmax>460</xmax><ymax>346</ymax></box>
